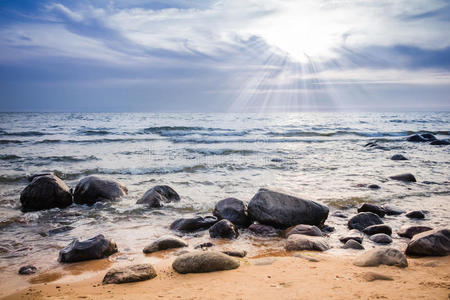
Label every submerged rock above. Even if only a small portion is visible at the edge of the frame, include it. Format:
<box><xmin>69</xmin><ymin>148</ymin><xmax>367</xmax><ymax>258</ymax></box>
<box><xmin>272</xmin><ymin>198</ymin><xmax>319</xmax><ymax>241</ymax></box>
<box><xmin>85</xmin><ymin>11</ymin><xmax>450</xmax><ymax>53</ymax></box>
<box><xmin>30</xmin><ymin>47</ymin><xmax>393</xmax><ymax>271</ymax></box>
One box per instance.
<box><xmin>391</xmin><ymin>154</ymin><xmax>408</xmax><ymax>161</ymax></box>
<box><xmin>389</xmin><ymin>173</ymin><xmax>416</xmax><ymax>183</ymax></box>
<box><xmin>58</xmin><ymin>234</ymin><xmax>118</xmax><ymax>263</ymax></box>
<box><xmin>339</xmin><ymin>229</ymin><xmax>364</xmax><ymax>244</ymax></box>
<box><xmin>172</xmin><ymin>251</ymin><xmax>239</xmax><ymax>274</ymax></box>
<box><xmin>285</xmin><ymin>224</ymin><xmax>323</xmax><ymax>238</ymax></box>
<box><xmin>342</xmin><ymin>239</ymin><xmax>364</xmax><ymax>250</ymax></box>
<box><xmin>354</xmin><ymin>248</ymin><xmax>408</xmax><ymax>268</ymax></box>
<box><xmin>405</xmin><ymin>210</ymin><xmax>425</xmax><ymax>219</ymax></box>
<box><xmin>143</xmin><ymin>236</ymin><xmax>187</xmax><ymax>254</ymax></box>
<box><xmin>285</xmin><ymin>234</ymin><xmax>330</xmax><ymax>251</ymax></box>
<box><xmin>430</xmin><ymin>139</ymin><xmax>450</xmax><ymax>145</ymax></box>
<box><xmin>406</xmin><ymin>134</ymin><xmax>428</xmax><ymax>142</ymax></box>
<box><xmin>137</xmin><ymin>185</ymin><xmax>180</xmax><ymax>208</ymax></box>
<box><xmin>18</xmin><ymin>265</ymin><xmax>37</xmax><ymax>275</ymax></box>
<box><xmin>369</xmin><ymin>233</ymin><xmax>392</xmax><ymax>244</ymax></box>
<box><xmin>405</xmin><ymin>229</ymin><xmax>450</xmax><ymax>256</ymax></box>
<box><xmin>421</xmin><ymin>133</ymin><xmax>437</xmax><ymax>141</ymax></box>
<box><xmin>363</xmin><ymin>224</ymin><xmax>392</xmax><ymax>236</ymax></box>
<box><xmin>398</xmin><ymin>226</ymin><xmax>433</xmax><ymax>239</ymax></box>
<box><xmin>348</xmin><ymin>212</ymin><xmax>383</xmax><ymax>231</ymax></box>
<box><xmin>357</xmin><ymin>203</ymin><xmax>385</xmax><ymax>218</ymax></box>
<box><xmin>73</xmin><ymin>176</ymin><xmax>127</xmax><ymax>206</ymax></box>
<box><xmin>209</xmin><ymin>219</ymin><xmax>239</xmax><ymax>239</ymax></box>
<box><xmin>248</xmin><ymin>188</ymin><xmax>329</xmax><ymax>229</ymax></box>
<box><xmin>213</xmin><ymin>198</ymin><xmax>251</xmax><ymax>227</ymax></box>
<box><xmin>103</xmin><ymin>264</ymin><xmax>157</xmax><ymax>284</ymax></box>
<box><xmin>383</xmin><ymin>205</ymin><xmax>405</xmax><ymax>216</ymax></box>
<box><xmin>248</xmin><ymin>224</ymin><xmax>280</xmax><ymax>237</ymax></box>
<box><xmin>170</xmin><ymin>216</ymin><xmax>218</xmax><ymax>232</ymax></box>
<box><xmin>20</xmin><ymin>174</ymin><xmax>72</xmax><ymax>212</ymax></box>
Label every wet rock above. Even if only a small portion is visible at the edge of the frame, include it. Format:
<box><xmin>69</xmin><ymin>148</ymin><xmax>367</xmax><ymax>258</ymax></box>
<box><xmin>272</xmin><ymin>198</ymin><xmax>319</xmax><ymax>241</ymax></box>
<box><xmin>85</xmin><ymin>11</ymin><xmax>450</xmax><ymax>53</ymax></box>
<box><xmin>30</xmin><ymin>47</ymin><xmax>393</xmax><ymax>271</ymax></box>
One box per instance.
<box><xmin>27</xmin><ymin>173</ymin><xmax>53</xmax><ymax>182</ymax></box>
<box><xmin>321</xmin><ymin>225</ymin><xmax>335</xmax><ymax>233</ymax></box>
<box><xmin>398</xmin><ymin>226</ymin><xmax>433</xmax><ymax>239</ymax></box>
<box><xmin>248</xmin><ymin>188</ymin><xmax>329</xmax><ymax>229</ymax></box>
<box><xmin>172</xmin><ymin>251</ymin><xmax>239</xmax><ymax>274</ymax></box>
<box><xmin>143</xmin><ymin>236</ymin><xmax>187</xmax><ymax>253</ymax></box>
<box><xmin>405</xmin><ymin>229</ymin><xmax>450</xmax><ymax>256</ymax></box>
<box><xmin>332</xmin><ymin>211</ymin><xmax>348</xmax><ymax>218</ymax></box>
<box><xmin>170</xmin><ymin>216</ymin><xmax>218</xmax><ymax>232</ymax></box>
<box><xmin>136</xmin><ymin>185</ymin><xmax>180</xmax><ymax>208</ymax></box>
<box><xmin>389</xmin><ymin>173</ymin><xmax>416</xmax><ymax>183</ymax></box>
<box><xmin>369</xmin><ymin>233</ymin><xmax>392</xmax><ymax>244</ymax></box>
<box><xmin>342</xmin><ymin>239</ymin><xmax>364</xmax><ymax>250</ymax></box>
<box><xmin>348</xmin><ymin>212</ymin><xmax>383</xmax><ymax>231</ymax></box>
<box><xmin>20</xmin><ymin>174</ymin><xmax>72</xmax><ymax>212</ymax></box>
<box><xmin>421</xmin><ymin>133</ymin><xmax>437</xmax><ymax>141</ymax></box>
<box><xmin>284</xmin><ymin>224</ymin><xmax>323</xmax><ymax>238</ymax></box>
<box><xmin>354</xmin><ymin>248</ymin><xmax>408</xmax><ymax>268</ymax></box>
<box><xmin>407</xmin><ymin>134</ymin><xmax>428</xmax><ymax>142</ymax></box>
<box><xmin>430</xmin><ymin>139</ymin><xmax>450</xmax><ymax>145</ymax></box>
<box><xmin>357</xmin><ymin>203</ymin><xmax>385</xmax><ymax>218</ymax></box>
<box><xmin>48</xmin><ymin>226</ymin><xmax>74</xmax><ymax>236</ymax></box>
<box><xmin>405</xmin><ymin>210</ymin><xmax>425</xmax><ymax>219</ymax></box>
<box><xmin>194</xmin><ymin>242</ymin><xmax>215</xmax><ymax>249</ymax></box>
<box><xmin>391</xmin><ymin>154</ymin><xmax>408</xmax><ymax>161</ymax></box>
<box><xmin>362</xmin><ymin>272</ymin><xmax>393</xmax><ymax>282</ymax></box>
<box><xmin>383</xmin><ymin>205</ymin><xmax>405</xmax><ymax>216</ymax></box>
<box><xmin>73</xmin><ymin>176</ymin><xmax>127</xmax><ymax>206</ymax></box>
<box><xmin>58</xmin><ymin>234</ymin><xmax>118</xmax><ymax>263</ymax></box>
<box><xmin>222</xmin><ymin>250</ymin><xmax>247</xmax><ymax>258</ymax></box>
<box><xmin>339</xmin><ymin>229</ymin><xmax>364</xmax><ymax>244</ymax></box>
<box><xmin>368</xmin><ymin>184</ymin><xmax>380</xmax><ymax>189</ymax></box>
<box><xmin>248</xmin><ymin>224</ymin><xmax>281</xmax><ymax>237</ymax></box>
<box><xmin>285</xmin><ymin>234</ymin><xmax>330</xmax><ymax>251</ymax></box>
<box><xmin>363</xmin><ymin>224</ymin><xmax>392</xmax><ymax>236</ymax></box>
<box><xmin>103</xmin><ymin>264</ymin><xmax>157</xmax><ymax>284</ymax></box>
<box><xmin>209</xmin><ymin>219</ymin><xmax>239</xmax><ymax>239</ymax></box>
<box><xmin>18</xmin><ymin>265</ymin><xmax>37</xmax><ymax>275</ymax></box>
<box><xmin>213</xmin><ymin>198</ymin><xmax>251</xmax><ymax>227</ymax></box>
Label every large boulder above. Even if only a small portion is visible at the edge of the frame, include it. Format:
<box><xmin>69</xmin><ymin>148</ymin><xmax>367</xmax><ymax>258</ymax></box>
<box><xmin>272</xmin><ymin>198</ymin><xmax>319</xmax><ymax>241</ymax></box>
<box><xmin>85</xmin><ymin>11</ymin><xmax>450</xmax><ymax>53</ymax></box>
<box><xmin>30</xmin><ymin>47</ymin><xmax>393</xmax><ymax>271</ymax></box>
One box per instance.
<box><xmin>248</xmin><ymin>188</ymin><xmax>329</xmax><ymax>229</ymax></box>
<box><xmin>20</xmin><ymin>174</ymin><xmax>72</xmax><ymax>212</ymax></box>
<box><xmin>73</xmin><ymin>176</ymin><xmax>127</xmax><ymax>205</ymax></box>
<box><xmin>285</xmin><ymin>234</ymin><xmax>330</xmax><ymax>251</ymax></box>
<box><xmin>405</xmin><ymin>229</ymin><xmax>450</xmax><ymax>256</ymax></box>
<box><xmin>354</xmin><ymin>248</ymin><xmax>408</xmax><ymax>268</ymax></box>
<box><xmin>58</xmin><ymin>234</ymin><xmax>118</xmax><ymax>263</ymax></box>
<box><xmin>357</xmin><ymin>203</ymin><xmax>385</xmax><ymax>218</ymax></box>
<box><xmin>143</xmin><ymin>236</ymin><xmax>187</xmax><ymax>253</ymax></box>
<box><xmin>247</xmin><ymin>224</ymin><xmax>281</xmax><ymax>237</ymax></box>
<box><xmin>170</xmin><ymin>216</ymin><xmax>218</xmax><ymax>232</ymax></box>
<box><xmin>339</xmin><ymin>229</ymin><xmax>363</xmax><ymax>244</ymax></box>
<box><xmin>136</xmin><ymin>185</ymin><xmax>180</xmax><ymax>208</ymax></box>
<box><xmin>363</xmin><ymin>224</ymin><xmax>392</xmax><ymax>236</ymax></box>
<box><xmin>103</xmin><ymin>264</ymin><xmax>157</xmax><ymax>284</ymax></box>
<box><xmin>389</xmin><ymin>173</ymin><xmax>416</xmax><ymax>183</ymax></box>
<box><xmin>348</xmin><ymin>212</ymin><xmax>383</xmax><ymax>231</ymax></box>
<box><xmin>209</xmin><ymin>219</ymin><xmax>239</xmax><ymax>239</ymax></box>
<box><xmin>172</xmin><ymin>251</ymin><xmax>239</xmax><ymax>274</ymax></box>
<box><xmin>398</xmin><ymin>226</ymin><xmax>433</xmax><ymax>239</ymax></box>
<box><xmin>284</xmin><ymin>224</ymin><xmax>323</xmax><ymax>238</ymax></box>
<box><xmin>213</xmin><ymin>198</ymin><xmax>251</xmax><ymax>227</ymax></box>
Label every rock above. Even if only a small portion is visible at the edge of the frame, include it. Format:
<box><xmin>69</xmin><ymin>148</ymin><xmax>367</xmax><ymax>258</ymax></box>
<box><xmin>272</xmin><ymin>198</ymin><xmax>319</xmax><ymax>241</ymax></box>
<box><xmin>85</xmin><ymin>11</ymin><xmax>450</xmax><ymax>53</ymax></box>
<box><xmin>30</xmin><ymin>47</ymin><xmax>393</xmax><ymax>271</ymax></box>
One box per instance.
<box><xmin>194</xmin><ymin>242</ymin><xmax>214</xmax><ymax>249</ymax></box>
<box><xmin>362</xmin><ymin>272</ymin><xmax>393</xmax><ymax>282</ymax></box>
<box><xmin>27</xmin><ymin>173</ymin><xmax>53</xmax><ymax>182</ymax></box>
<box><xmin>73</xmin><ymin>176</ymin><xmax>127</xmax><ymax>206</ymax></box>
<box><xmin>405</xmin><ymin>229</ymin><xmax>450</xmax><ymax>256</ymax></box>
<box><xmin>285</xmin><ymin>234</ymin><xmax>330</xmax><ymax>251</ymax></box>
<box><xmin>247</xmin><ymin>224</ymin><xmax>280</xmax><ymax>237</ymax></box>
<box><xmin>58</xmin><ymin>234</ymin><xmax>118</xmax><ymax>263</ymax></box>
<box><xmin>213</xmin><ymin>198</ymin><xmax>251</xmax><ymax>227</ymax></box>
<box><xmin>339</xmin><ymin>229</ymin><xmax>364</xmax><ymax>244</ymax></box>
<box><xmin>363</xmin><ymin>224</ymin><xmax>392</xmax><ymax>236</ymax></box>
<box><xmin>354</xmin><ymin>248</ymin><xmax>408</xmax><ymax>268</ymax></box>
<box><xmin>391</xmin><ymin>154</ymin><xmax>408</xmax><ymax>161</ymax></box>
<box><xmin>357</xmin><ymin>203</ymin><xmax>385</xmax><ymax>218</ymax></box>
<box><xmin>170</xmin><ymin>216</ymin><xmax>218</xmax><ymax>232</ymax></box>
<box><xmin>48</xmin><ymin>226</ymin><xmax>74</xmax><ymax>236</ymax></box>
<box><xmin>421</xmin><ymin>133</ymin><xmax>437</xmax><ymax>141</ymax></box>
<box><xmin>136</xmin><ymin>185</ymin><xmax>180</xmax><ymax>208</ymax></box>
<box><xmin>369</xmin><ymin>233</ymin><xmax>392</xmax><ymax>244</ymax></box>
<box><xmin>383</xmin><ymin>205</ymin><xmax>405</xmax><ymax>216</ymax></box>
<box><xmin>389</xmin><ymin>173</ymin><xmax>416</xmax><ymax>183</ymax></box>
<box><xmin>209</xmin><ymin>219</ymin><xmax>239</xmax><ymax>239</ymax></box>
<box><xmin>398</xmin><ymin>226</ymin><xmax>433</xmax><ymax>238</ymax></box>
<box><xmin>321</xmin><ymin>225</ymin><xmax>335</xmax><ymax>233</ymax></box>
<box><xmin>405</xmin><ymin>210</ymin><xmax>425</xmax><ymax>219</ymax></box>
<box><xmin>20</xmin><ymin>174</ymin><xmax>72</xmax><ymax>212</ymax></box>
<box><xmin>247</xmin><ymin>188</ymin><xmax>329</xmax><ymax>229</ymax></box>
<box><xmin>103</xmin><ymin>264</ymin><xmax>157</xmax><ymax>284</ymax></box>
<box><xmin>172</xmin><ymin>251</ymin><xmax>239</xmax><ymax>274</ymax></box>
<box><xmin>284</xmin><ymin>224</ymin><xmax>323</xmax><ymax>238</ymax></box>
<box><xmin>342</xmin><ymin>239</ymin><xmax>364</xmax><ymax>250</ymax></box>
<box><xmin>407</xmin><ymin>134</ymin><xmax>427</xmax><ymax>142</ymax></box>
<box><xmin>222</xmin><ymin>250</ymin><xmax>247</xmax><ymax>258</ymax></box>
<box><xmin>348</xmin><ymin>212</ymin><xmax>383</xmax><ymax>231</ymax></box>
<box><xmin>368</xmin><ymin>184</ymin><xmax>380</xmax><ymax>189</ymax></box>
<box><xmin>18</xmin><ymin>265</ymin><xmax>37</xmax><ymax>275</ymax></box>
<box><xmin>332</xmin><ymin>211</ymin><xmax>348</xmax><ymax>218</ymax></box>
<box><xmin>143</xmin><ymin>236</ymin><xmax>187</xmax><ymax>253</ymax></box>
<box><xmin>430</xmin><ymin>140</ymin><xmax>450</xmax><ymax>145</ymax></box>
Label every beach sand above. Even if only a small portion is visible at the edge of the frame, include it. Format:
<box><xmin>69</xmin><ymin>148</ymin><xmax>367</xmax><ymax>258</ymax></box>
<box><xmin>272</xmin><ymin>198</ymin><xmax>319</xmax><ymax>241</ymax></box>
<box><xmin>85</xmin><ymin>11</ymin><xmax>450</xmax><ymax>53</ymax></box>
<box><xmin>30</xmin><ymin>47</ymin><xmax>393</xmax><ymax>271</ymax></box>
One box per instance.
<box><xmin>3</xmin><ymin>252</ymin><xmax>449</xmax><ymax>300</ymax></box>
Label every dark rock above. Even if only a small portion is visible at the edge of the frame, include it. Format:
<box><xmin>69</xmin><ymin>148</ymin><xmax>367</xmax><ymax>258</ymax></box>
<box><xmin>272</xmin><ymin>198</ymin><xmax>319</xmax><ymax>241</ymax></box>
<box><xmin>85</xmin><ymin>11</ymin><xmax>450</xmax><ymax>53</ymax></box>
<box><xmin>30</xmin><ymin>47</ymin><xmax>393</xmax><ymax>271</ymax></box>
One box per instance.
<box><xmin>209</xmin><ymin>219</ymin><xmax>239</xmax><ymax>239</ymax></box>
<box><xmin>421</xmin><ymin>133</ymin><xmax>437</xmax><ymax>141</ymax></box>
<box><xmin>285</xmin><ymin>234</ymin><xmax>330</xmax><ymax>251</ymax></box>
<box><xmin>284</xmin><ymin>224</ymin><xmax>323</xmax><ymax>238</ymax></box>
<box><xmin>58</xmin><ymin>234</ymin><xmax>118</xmax><ymax>263</ymax></box>
<box><xmin>247</xmin><ymin>224</ymin><xmax>281</xmax><ymax>237</ymax></box>
<box><xmin>143</xmin><ymin>236</ymin><xmax>187</xmax><ymax>253</ymax></box>
<box><xmin>247</xmin><ymin>188</ymin><xmax>329</xmax><ymax>229</ymax></box>
<box><xmin>321</xmin><ymin>225</ymin><xmax>335</xmax><ymax>233</ymax></box>
<box><xmin>407</xmin><ymin>134</ymin><xmax>427</xmax><ymax>142</ymax></box>
<box><xmin>348</xmin><ymin>212</ymin><xmax>383</xmax><ymax>231</ymax></box>
<box><xmin>332</xmin><ymin>211</ymin><xmax>348</xmax><ymax>218</ymax></box>
<box><xmin>354</xmin><ymin>248</ymin><xmax>408</xmax><ymax>268</ymax></box>
<box><xmin>172</xmin><ymin>251</ymin><xmax>239</xmax><ymax>274</ymax></box>
<box><xmin>363</xmin><ymin>224</ymin><xmax>392</xmax><ymax>236</ymax></box>
<box><xmin>391</xmin><ymin>154</ymin><xmax>408</xmax><ymax>161</ymax></box>
<box><xmin>406</xmin><ymin>210</ymin><xmax>425</xmax><ymax>219</ymax></box>
<box><xmin>213</xmin><ymin>198</ymin><xmax>251</xmax><ymax>227</ymax></box>
<box><xmin>430</xmin><ymin>139</ymin><xmax>450</xmax><ymax>145</ymax></box>
<box><xmin>362</xmin><ymin>272</ymin><xmax>393</xmax><ymax>282</ymax></box>
<box><xmin>405</xmin><ymin>229</ymin><xmax>450</xmax><ymax>256</ymax></box>
<box><xmin>27</xmin><ymin>173</ymin><xmax>53</xmax><ymax>182</ymax></box>
<box><xmin>383</xmin><ymin>205</ymin><xmax>405</xmax><ymax>216</ymax></box>
<box><xmin>222</xmin><ymin>250</ymin><xmax>247</xmax><ymax>258</ymax></box>
<box><xmin>398</xmin><ymin>226</ymin><xmax>433</xmax><ymax>239</ymax></box>
<box><xmin>357</xmin><ymin>203</ymin><xmax>385</xmax><ymax>217</ymax></box>
<box><xmin>48</xmin><ymin>226</ymin><xmax>74</xmax><ymax>236</ymax></box>
<box><xmin>18</xmin><ymin>265</ymin><xmax>37</xmax><ymax>275</ymax></box>
<box><xmin>368</xmin><ymin>184</ymin><xmax>380</xmax><ymax>189</ymax></box>
<box><xmin>342</xmin><ymin>239</ymin><xmax>364</xmax><ymax>250</ymax></box>
<box><xmin>389</xmin><ymin>173</ymin><xmax>416</xmax><ymax>183</ymax></box>
<box><xmin>194</xmin><ymin>242</ymin><xmax>215</xmax><ymax>249</ymax></box>
<box><xmin>369</xmin><ymin>233</ymin><xmax>392</xmax><ymax>244</ymax></box>
<box><xmin>103</xmin><ymin>264</ymin><xmax>157</xmax><ymax>284</ymax></box>
<box><xmin>20</xmin><ymin>174</ymin><xmax>72</xmax><ymax>212</ymax></box>
<box><xmin>136</xmin><ymin>185</ymin><xmax>180</xmax><ymax>208</ymax></box>
<box><xmin>170</xmin><ymin>216</ymin><xmax>218</xmax><ymax>232</ymax></box>
<box><xmin>339</xmin><ymin>229</ymin><xmax>363</xmax><ymax>244</ymax></box>
<box><xmin>73</xmin><ymin>176</ymin><xmax>127</xmax><ymax>206</ymax></box>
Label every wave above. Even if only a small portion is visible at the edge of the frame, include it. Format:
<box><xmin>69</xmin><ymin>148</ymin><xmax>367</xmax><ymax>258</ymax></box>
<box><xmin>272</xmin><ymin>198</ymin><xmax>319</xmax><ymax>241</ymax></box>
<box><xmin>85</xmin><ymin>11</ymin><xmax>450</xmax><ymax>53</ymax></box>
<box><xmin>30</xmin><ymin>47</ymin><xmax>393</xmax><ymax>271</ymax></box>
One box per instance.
<box><xmin>0</xmin><ymin>154</ymin><xmax>21</xmax><ymax>161</ymax></box>
<box><xmin>140</xmin><ymin>126</ymin><xmax>247</xmax><ymax>137</ymax></box>
<box><xmin>0</xmin><ymin>130</ymin><xmax>46</xmax><ymax>137</ymax></box>
<box><xmin>0</xmin><ymin>140</ymin><xmax>23</xmax><ymax>144</ymax></box>
<box><xmin>77</xmin><ymin>129</ymin><xmax>112</xmax><ymax>136</ymax></box>
<box><xmin>35</xmin><ymin>138</ymin><xmax>157</xmax><ymax>144</ymax></box>
<box><xmin>186</xmin><ymin>148</ymin><xmax>258</xmax><ymax>156</ymax></box>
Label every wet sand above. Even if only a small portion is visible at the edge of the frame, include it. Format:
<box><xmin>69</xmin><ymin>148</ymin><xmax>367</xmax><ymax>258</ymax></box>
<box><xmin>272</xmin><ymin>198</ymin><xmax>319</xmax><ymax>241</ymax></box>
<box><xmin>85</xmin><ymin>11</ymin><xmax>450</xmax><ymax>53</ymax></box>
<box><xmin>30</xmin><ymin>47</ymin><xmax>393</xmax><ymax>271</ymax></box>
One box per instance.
<box><xmin>3</xmin><ymin>253</ymin><xmax>449</xmax><ymax>300</ymax></box>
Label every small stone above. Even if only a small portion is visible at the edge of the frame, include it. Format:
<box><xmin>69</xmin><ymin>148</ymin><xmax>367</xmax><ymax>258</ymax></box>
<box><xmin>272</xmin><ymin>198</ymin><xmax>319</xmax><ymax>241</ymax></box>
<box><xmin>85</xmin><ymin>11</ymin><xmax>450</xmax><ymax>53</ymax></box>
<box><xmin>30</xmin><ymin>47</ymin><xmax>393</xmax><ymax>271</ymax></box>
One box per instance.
<box><xmin>172</xmin><ymin>251</ymin><xmax>239</xmax><ymax>274</ymax></box>
<box><xmin>382</xmin><ymin>205</ymin><xmax>405</xmax><ymax>216</ymax></box>
<box><xmin>354</xmin><ymin>248</ymin><xmax>407</xmax><ymax>268</ymax></box>
<box><xmin>369</xmin><ymin>233</ymin><xmax>392</xmax><ymax>244</ymax></box>
<box><xmin>222</xmin><ymin>250</ymin><xmax>247</xmax><ymax>258</ymax></box>
<box><xmin>284</xmin><ymin>224</ymin><xmax>323</xmax><ymax>238</ymax></box>
<box><xmin>103</xmin><ymin>264</ymin><xmax>157</xmax><ymax>284</ymax></box>
<box><xmin>18</xmin><ymin>265</ymin><xmax>37</xmax><ymax>275</ymax></box>
<box><xmin>357</xmin><ymin>203</ymin><xmax>385</xmax><ymax>218</ymax></box>
<box><xmin>143</xmin><ymin>236</ymin><xmax>187</xmax><ymax>254</ymax></box>
<box><xmin>389</xmin><ymin>173</ymin><xmax>416</xmax><ymax>183</ymax></box>
<box><xmin>391</xmin><ymin>154</ymin><xmax>408</xmax><ymax>161</ymax></box>
<box><xmin>348</xmin><ymin>212</ymin><xmax>383</xmax><ymax>231</ymax></box>
<box><xmin>332</xmin><ymin>211</ymin><xmax>348</xmax><ymax>218</ymax></box>
<box><xmin>398</xmin><ymin>226</ymin><xmax>433</xmax><ymax>239</ymax></box>
<box><xmin>285</xmin><ymin>234</ymin><xmax>329</xmax><ymax>251</ymax></box>
<box><xmin>339</xmin><ymin>229</ymin><xmax>363</xmax><ymax>244</ymax></box>
<box><xmin>209</xmin><ymin>219</ymin><xmax>239</xmax><ymax>239</ymax></box>
<box><xmin>194</xmin><ymin>242</ymin><xmax>214</xmax><ymax>249</ymax></box>
<box><xmin>342</xmin><ymin>239</ymin><xmax>364</xmax><ymax>250</ymax></box>
<box><xmin>368</xmin><ymin>184</ymin><xmax>380</xmax><ymax>189</ymax></box>
<box><xmin>363</xmin><ymin>224</ymin><xmax>392</xmax><ymax>236</ymax></box>
<box><xmin>405</xmin><ymin>211</ymin><xmax>425</xmax><ymax>219</ymax></box>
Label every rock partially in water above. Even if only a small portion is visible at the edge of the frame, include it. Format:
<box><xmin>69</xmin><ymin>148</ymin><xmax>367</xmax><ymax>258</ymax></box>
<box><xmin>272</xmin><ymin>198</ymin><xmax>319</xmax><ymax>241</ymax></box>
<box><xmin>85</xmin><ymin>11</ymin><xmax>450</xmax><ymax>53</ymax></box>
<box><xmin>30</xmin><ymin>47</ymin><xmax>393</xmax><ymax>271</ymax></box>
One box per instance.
<box><xmin>20</xmin><ymin>174</ymin><xmax>72</xmax><ymax>212</ymax></box>
<box><xmin>430</xmin><ymin>139</ymin><xmax>450</xmax><ymax>145</ymax></box>
<box><xmin>389</xmin><ymin>173</ymin><xmax>416</xmax><ymax>183</ymax></box>
<box><xmin>248</xmin><ymin>188</ymin><xmax>329</xmax><ymax>229</ymax></box>
<box><xmin>247</xmin><ymin>224</ymin><xmax>280</xmax><ymax>237</ymax></box>
<box><xmin>222</xmin><ymin>249</ymin><xmax>247</xmax><ymax>258</ymax></box>
<box><xmin>170</xmin><ymin>216</ymin><xmax>218</xmax><ymax>232</ymax></box>
<box><xmin>391</xmin><ymin>154</ymin><xmax>408</xmax><ymax>161</ymax></box>
<box><xmin>143</xmin><ymin>236</ymin><xmax>187</xmax><ymax>253</ymax></box>
<box><xmin>405</xmin><ymin>229</ymin><xmax>450</xmax><ymax>257</ymax></box>
<box><xmin>284</xmin><ymin>224</ymin><xmax>323</xmax><ymax>238</ymax></box>
<box><xmin>406</xmin><ymin>134</ymin><xmax>428</xmax><ymax>142</ymax></box>
<box><xmin>213</xmin><ymin>198</ymin><xmax>251</xmax><ymax>227</ymax></box>
<box><xmin>18</xmin><ymin>265</ymin><xmax>37</xmax><ymax>275</ymax></box>
<box><xmin>47</xmin><ymin>226</ymin><xmax>74</xmax><ymax>236</ymax></box>
<box><xmin>383</xmin><ymin>205</ymin><xmax>405</xmax><ymax>216</ymax></box>
<box><xmin>209</xmin><ymin>219</ymin><xmax>239</xmax><ymax>239</ymax></box>
<box><xmin>331</xmin><ymin>211</ymin><xmax>348</xmax><ymax>218</ymax></box>
<box><xmin>136</xmin><ymin>185</ymin><xmax>180</xmax><ymax>208</ymax></box>
<box><xmin>405</xmin><ymin>210</ymin><xmax>425</xmax><ymax>219</ymax></box>
<box><xmin>348</xmin><ymin>212</ymin><xmax>383</xmax><ymax>231</ymax></box>
<box><xmin>398</xmin><ymin>226</ymin><xmax>433</xmax><ymax>239</ymax></box>
<box><xmin>339</xmin><ymin>229</ymin><xmax>364</xmax><ymax>244</ymax></box>
<box><xmin>363</xmin><ymin>224</ymin><xmax>392</xmax><ymax>236</ymax></box>
<box><xmin>103</xmin><ymin>264</ymin><xmax>157</xmax><ymax>284</ymax></box>
<box><xmin>342</xmin><ymin>239</ymin><xmax>364</xmax><ymax>250</ymax></box>
<box><xmin>194</xmin><ymin>242</ymin><xmax>214</xmax><ymax>249</ymax></box>
<box><xmin>421</xmin><ymin>133</ymin><xmax>437</xmax><ymax>141</ymax></box>
<box><xmin>58</xmin><ymin>234</ymin><xmax>118</xmax><ymax>263</ymax></box>
<box><xmin>73</xmin><ymin>176</ymin><xmax>127</xmax><ymax>206</ymax></box>
<box><xmin>369</xmin><ymin>233</ymin><xmax>392</xmax><ymax>244</ymax></box>
<box><xmin>357</xmin><ymin>203</ymin><xmax>385</xmax><ymax>218</ymax></box>
<box><xmin>321</xmin><ymin>225</ymin><xmax>335</xmax><ymax>233</ymax></box>
<box><xmin>367</xmin><ymin>184</ymin><xmax>380</xmax><ymax>189</ymax></box>
<box><xmin>354</xmin><ymin>248</ymin><xmax>408</xmax><ymax>268</ymax></box>
<box><xmin>172</xmin><ymin>251</ymin><xmax>239</xmax><ymax>274</ymax></box>
<box><xmin>285</xmin><ymin>234</ymin><xmax>330</xmax><ymax>251</ymax></box>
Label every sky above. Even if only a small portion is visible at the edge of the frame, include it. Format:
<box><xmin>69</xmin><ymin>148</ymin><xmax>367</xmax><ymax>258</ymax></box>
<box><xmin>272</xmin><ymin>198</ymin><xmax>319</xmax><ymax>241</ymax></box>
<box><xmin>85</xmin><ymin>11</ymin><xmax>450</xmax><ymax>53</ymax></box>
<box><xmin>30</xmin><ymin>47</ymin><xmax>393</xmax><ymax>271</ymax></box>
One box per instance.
<box><xmin>0</xmin><ymin>0</ymin><xmax>449</xmax><ymax>112</ymax></box>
